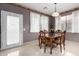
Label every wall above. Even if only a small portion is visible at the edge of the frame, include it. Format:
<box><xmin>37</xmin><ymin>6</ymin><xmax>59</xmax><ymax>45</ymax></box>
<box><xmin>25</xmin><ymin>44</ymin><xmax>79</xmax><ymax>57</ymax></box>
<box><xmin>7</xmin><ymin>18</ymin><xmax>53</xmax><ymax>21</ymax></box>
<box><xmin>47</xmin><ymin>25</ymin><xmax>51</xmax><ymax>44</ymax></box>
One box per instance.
<box><xmin>49</xmin><ymin>16</ymin><xmax>55</xmax><ymax>29</ymax></box>
<box><xmin>0</xmin><ymin>3</ymin><xmax>55</xmax><ymax>48</ymax></box>
<box><xmin>66</xmin><ymin>33</ymin><xmax>79</xmax><ymax>42</ymax></box>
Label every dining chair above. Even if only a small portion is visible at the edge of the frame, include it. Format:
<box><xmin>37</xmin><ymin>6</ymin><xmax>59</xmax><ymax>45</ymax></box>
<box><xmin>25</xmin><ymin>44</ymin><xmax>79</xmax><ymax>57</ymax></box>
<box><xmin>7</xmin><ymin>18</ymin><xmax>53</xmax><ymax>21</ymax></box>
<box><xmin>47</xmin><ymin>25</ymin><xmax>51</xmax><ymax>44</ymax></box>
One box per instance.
<box><xmin>44</xmin><ymin>36</ymin><xmax>54</xmax><ymax>54</ymax></box>
<box><xmin>43</xmin><ymin>30</ymin><xmax>55</xmax><ymax>54</ymax></box>
<box><xmin>53</xmin><ymin>31</ymin><xmax>66</xmax><ymax>52</ymax></box>
<box><xmin>38</xmin><ymin>30</ymin><xmax>46</xmax><ymax>49</ymax></box>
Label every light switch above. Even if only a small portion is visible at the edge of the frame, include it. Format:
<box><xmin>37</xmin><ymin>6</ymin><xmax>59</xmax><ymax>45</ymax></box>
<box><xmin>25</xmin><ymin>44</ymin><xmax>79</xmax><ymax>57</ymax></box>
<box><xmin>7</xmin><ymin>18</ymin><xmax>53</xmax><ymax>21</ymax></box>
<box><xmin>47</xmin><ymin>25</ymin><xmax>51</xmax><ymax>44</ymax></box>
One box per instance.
<box><xmin>23</xmin><ymin>28</ymin><xmax>26</xmax><ymax>31</ymax></box>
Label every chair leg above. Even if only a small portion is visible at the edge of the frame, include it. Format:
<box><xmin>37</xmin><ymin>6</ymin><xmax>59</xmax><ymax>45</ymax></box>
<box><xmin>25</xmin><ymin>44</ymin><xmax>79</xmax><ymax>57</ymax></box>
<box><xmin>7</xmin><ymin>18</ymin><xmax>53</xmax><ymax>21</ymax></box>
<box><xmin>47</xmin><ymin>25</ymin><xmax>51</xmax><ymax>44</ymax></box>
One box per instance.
<box><xmin>60</xmin><ymin>44</ymin><xmax>62</xmax><ymax>53</ymax></box>
<box><xmin>38</xmin><ymin>37</ymin><xmax>41</xmax><ymax>46</ymax></box>
<box><xmin>44</xmin><ymin>44</ymin><xmax>46</xmax><ymax>53</ymax></box>
<box><xmin>50</xmin><ymin>45</ymin><xmax>52</xmax><ymax>54</ymax></box>
<box><xmin>63</xmin><ymin>42</ymin><xmax>65</xmax><ymax>50</ymax></box>
<box><xmin>39</xmin><ymin>39</ymin><xmax>40</xmax><ymax>46</ymax></box>
<box><xmin>40</xmin><ymin>40</ymin><xmax>42</xmax><ymax>49</ymax></box>
<box><xmin>40</xmin><ymin>44</ymin><xmax>42</xmax><ymax>49</ymax></box>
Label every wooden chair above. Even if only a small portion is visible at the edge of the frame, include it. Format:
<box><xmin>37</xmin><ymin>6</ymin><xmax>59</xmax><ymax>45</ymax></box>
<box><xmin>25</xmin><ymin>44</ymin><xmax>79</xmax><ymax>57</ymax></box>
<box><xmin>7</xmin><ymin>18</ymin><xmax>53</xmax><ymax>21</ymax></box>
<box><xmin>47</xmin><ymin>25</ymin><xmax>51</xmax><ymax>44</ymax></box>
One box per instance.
<box><xmin>38</xmin><ymin>30</ymin><xmax>46</xmax><ymax>49</ymax></box>
<box><xmin>38</xmin><ymin>30</ymin><xmax>53</xmax><ymax>54</ymax></box>
<box><xmin>44</xmin><ymin>36</ymin><xmax>54</xmax><ymax>54</ymax></box>
<box><xmin>42</xmin><ymin>30</ymin><xmax>55</xmax><ymax>54</ymax></box>
<box><xmin>53</xmin><ymin>31</ymin><xmax>66</xmax><ymax>52</ymax></box>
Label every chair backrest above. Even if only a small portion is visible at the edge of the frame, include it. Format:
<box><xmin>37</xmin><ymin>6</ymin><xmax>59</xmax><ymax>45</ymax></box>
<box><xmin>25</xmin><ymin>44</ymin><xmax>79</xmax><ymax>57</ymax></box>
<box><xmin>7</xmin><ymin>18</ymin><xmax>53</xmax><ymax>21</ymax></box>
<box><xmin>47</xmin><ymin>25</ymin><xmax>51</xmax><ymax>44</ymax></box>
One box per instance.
<box><xmin>61</xmin><ymin>31</ymin><xmax>66</xmax><ymax>42</ymax></box>
<box><xmin>43</xmin><ymin>30</ymin><xmax>49</xmax><ymax>36</ymax></box>
<box><xmin>56</xmin><ymin>29</ymin><xmax>62</xmax><ymax>33</ymax></box>
<box><xmin>39</xmin><ymin>30</ymin><xmax>45</xmax><ymax>37</ymax></box>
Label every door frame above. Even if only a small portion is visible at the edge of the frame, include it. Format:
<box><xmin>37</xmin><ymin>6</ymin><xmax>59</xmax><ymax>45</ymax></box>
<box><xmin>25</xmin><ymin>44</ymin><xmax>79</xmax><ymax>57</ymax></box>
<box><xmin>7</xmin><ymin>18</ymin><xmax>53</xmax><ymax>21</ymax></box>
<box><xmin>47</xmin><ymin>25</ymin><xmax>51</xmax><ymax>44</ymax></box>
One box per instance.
<box><xmin>1</xmin><ymin>10</ymin><xmax>23</xmax><ymax>50</ymax></box>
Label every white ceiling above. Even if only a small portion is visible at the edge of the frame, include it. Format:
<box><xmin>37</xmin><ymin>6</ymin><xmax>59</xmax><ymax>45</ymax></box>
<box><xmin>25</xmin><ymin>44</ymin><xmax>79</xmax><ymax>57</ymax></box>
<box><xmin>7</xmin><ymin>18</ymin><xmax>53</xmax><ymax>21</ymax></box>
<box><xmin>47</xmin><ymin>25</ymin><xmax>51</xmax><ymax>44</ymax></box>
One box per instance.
<box><xmin>17</xmin><ymin>3</ymin><xmax>79</xmax><ymax>15</ymax></box>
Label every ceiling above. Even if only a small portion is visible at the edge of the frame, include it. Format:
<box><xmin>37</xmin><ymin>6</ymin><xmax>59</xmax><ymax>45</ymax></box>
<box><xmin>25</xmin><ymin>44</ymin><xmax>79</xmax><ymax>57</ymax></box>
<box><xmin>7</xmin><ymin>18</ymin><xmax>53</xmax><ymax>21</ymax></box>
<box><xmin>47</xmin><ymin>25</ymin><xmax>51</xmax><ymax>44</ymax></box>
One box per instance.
<box><xmin>16</xmin><ymin>3</ymin><xmax>79</xmax><ymax>16</ymax></box>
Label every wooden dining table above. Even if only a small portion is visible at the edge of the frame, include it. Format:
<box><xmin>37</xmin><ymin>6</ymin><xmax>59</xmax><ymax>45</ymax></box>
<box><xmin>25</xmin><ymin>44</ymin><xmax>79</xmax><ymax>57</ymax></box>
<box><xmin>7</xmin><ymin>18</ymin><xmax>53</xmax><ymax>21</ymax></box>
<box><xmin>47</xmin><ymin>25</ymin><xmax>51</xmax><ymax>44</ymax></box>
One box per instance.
<box><xmin>44</xmin><ymin>33</ymin><xmax>62</xmax><ymax>54</ymax></box>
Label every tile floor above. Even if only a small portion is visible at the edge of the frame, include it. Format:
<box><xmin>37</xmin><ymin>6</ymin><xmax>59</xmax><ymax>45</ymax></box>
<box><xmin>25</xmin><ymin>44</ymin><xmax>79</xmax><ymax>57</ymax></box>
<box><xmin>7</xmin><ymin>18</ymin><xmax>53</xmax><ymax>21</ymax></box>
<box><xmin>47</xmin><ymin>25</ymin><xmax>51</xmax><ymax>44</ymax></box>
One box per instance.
<box><xmin>0</xmin><ymin>40</ymin><xmax>79</xmax><ymax>56</ymax></box>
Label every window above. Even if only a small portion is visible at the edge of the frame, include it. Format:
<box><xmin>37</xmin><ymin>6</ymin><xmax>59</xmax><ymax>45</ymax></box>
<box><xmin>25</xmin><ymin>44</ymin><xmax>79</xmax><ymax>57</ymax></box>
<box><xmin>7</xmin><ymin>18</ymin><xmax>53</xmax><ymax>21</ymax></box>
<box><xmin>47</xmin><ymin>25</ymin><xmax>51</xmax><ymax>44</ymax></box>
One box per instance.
<box><xmin>66</xmin><ymin>15</ymin><xmax>72</xmax><ymax>32</ymax></box>
<box><xmin>72</xmin><ymin>10</ymin><xmax>79</xmax><ymax>33</ymax></box>
<box><xmin>55</xmin><ymin>10</ymin><xmax>79</xmax><ymax>33</ymax></box>
<box><xmin>55</xmin><ymin>17</ymin><xmax>60</xmax><ymax>30</ymax></box>
<box><xmin>30</xmin><ymin>12</ymin><xmax>40</xmax><ymax>32</ymax></box>
<box><xmin>30</xmin><ymin>12</ymin><xmax>49</xmax><ymax>32</ymax></box>
<box><xmin>7</xmin><ymin>15</ymin><xmax>20</xmax><ymax>45</ymax></box>
<box><xmin>55</xmin><ymin>16</ymin><xmax>66</xmax><ymax>31</ymax></box>
<box><xmin>60</xmin><ymin>16</ymin><xmax>66</xmax><ymax>31</ymax></box>
<box><xmin>40</xmin><ymin>15</ymin><xmax>49</xmax><ymax>31</ymax></box>
<box><xmin>55</xmin><ymin>15</ymin><xmax>72</xmax><ymax>32</ymax></box>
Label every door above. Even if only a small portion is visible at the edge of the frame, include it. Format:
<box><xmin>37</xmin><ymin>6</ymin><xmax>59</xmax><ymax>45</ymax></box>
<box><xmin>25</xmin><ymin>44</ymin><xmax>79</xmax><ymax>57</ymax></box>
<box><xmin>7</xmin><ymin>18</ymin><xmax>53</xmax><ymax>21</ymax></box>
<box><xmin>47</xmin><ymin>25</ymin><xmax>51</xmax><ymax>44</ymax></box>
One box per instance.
<box><xmin>1</xmin><ymin>10</ymin><xmax>23</xmax><ymax>50</ymax></box>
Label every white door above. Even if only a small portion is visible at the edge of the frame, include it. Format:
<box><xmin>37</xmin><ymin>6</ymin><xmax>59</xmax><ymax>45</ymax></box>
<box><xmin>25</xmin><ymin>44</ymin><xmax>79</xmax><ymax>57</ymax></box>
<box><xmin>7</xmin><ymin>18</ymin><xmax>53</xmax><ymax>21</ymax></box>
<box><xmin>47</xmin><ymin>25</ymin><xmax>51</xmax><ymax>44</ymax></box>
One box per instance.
<box><xmin>1</xmin><ymin>10</ymin><xmax>23</xmax><ymax>50</ymax></box>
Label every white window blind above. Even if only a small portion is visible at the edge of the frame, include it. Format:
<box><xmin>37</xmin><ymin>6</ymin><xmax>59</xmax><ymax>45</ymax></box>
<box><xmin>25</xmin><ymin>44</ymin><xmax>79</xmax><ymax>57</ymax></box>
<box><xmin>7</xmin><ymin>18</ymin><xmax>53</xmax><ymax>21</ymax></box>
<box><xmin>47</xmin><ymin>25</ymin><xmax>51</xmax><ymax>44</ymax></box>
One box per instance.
<box><xmin>66</xmin><ymin>15</ymin><xmax>72</xmax><ymax>32</ymax></box>
<box><xmin>40</xmin><ymin>15</ymin><xmax>49</xmax><ymax>31</ymax></box>
<box><xmin>30</xmin><ymin>12</ymin><xmax>49</xmax><ymax>32</ymax></box>
<box><xmin>60</xmin><ymin>16</ymin><xmax>66</xmax><ymax>31</ymax></box>
<box><xmin>55</xmin><ymin>10</ymin><xmax>79</xmax><ymax>33</ymax></box>
<box><xmin>72</xmin><ymin>10</ymin><xmax>79</xmax><ymax>33</ymax></box>
<box><xmin>30</xmin><ymin>12</ymin><xmax>40</xmax><ymax>32</ymax></box>
<box><xmin>55</xmin><ymin>16</ymin><xmax>66</xmax><ymax>31</ymax></box>
<box><xmin>55</xmin><ymin>15</ymin><xmax>72</xmax><ymax>32</ymax></box>
<box><xmin>55</xmin><ymin>17</ymin><xmax>60</xmax><ymax>30</ymax></box>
